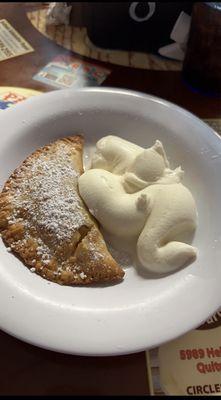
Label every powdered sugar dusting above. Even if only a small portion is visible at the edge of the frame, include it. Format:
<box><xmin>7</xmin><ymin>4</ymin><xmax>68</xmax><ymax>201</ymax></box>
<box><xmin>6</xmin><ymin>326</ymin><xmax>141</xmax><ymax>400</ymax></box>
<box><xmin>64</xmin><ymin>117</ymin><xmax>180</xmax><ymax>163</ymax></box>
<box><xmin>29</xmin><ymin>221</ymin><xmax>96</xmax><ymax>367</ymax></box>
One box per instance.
<box><xmin>36</xmin><ymin>239</ymin><xmax>52</xmax><ymax>265</ymax></box>
<box><xmin>79</xmin><ymin>271</ymin><xmax>87</xmax><ymax>279</ymax></box>
<box><xmin>7</xmin><ymin>142</ymin><xmax>95</xmax><ymax>277</ymax></box>
<box><xmin>11</xmin><ymin>143</ymin><xmax>88</xmax><ymax>245</ymax></box>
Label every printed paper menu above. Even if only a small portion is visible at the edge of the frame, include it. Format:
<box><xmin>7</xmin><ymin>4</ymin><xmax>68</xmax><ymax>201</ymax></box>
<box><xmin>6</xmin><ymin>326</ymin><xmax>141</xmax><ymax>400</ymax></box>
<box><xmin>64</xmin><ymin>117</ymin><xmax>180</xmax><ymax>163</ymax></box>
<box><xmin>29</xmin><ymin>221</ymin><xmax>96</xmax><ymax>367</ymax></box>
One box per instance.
<box><xmin>147</xmin><ymin>308</ymin><xmax>221</xmax><ymax>396</ymax></box>
<box><xmin>0</xmin><ymin>19</ymin><xmax>33</xmax><ymax>61</ymax></box>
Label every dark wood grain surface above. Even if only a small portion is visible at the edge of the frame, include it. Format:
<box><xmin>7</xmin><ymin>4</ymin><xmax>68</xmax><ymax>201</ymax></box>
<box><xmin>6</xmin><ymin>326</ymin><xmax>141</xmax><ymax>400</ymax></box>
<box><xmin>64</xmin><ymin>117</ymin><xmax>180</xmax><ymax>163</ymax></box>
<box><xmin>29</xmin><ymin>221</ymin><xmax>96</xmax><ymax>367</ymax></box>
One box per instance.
<box><xmin>0</xmin><ymin>330</ymin><xmax>148</xmax><ymax>396</ymax></box>
<box><xmin>0</xmin><ymin>3</ymin><xmax>220</xmax><ymax>396</ymax></box>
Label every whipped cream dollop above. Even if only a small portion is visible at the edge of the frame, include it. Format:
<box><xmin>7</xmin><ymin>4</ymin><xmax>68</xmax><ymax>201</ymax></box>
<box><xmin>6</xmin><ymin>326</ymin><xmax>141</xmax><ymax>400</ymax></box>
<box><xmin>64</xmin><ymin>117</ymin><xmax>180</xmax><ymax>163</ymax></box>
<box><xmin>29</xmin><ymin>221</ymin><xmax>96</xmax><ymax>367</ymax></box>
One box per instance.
<box><xmin>79</xmin><ymin>136</ymin><xmax>197</xmax><ymax>274</ymax></box>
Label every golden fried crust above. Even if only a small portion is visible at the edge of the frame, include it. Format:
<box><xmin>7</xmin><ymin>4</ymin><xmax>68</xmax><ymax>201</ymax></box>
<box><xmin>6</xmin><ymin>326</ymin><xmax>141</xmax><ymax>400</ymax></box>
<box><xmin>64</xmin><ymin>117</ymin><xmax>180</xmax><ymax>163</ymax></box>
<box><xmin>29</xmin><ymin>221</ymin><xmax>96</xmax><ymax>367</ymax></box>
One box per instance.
<box><xmin>0</xmin><ymin>136</ymin><xmax>124</xmax><ymax>285</ymax></box>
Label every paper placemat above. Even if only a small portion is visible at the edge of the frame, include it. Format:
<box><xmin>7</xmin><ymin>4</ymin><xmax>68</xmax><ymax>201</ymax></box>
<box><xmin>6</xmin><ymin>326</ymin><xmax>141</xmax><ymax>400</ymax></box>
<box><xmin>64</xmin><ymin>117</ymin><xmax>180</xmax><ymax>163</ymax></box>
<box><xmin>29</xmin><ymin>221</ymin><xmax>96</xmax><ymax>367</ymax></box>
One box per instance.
<box><xmin>147</xmin><ymin>308</ymin><xmax>221</xmax><ymax>396</ymax></box>
<box><xmin>0</xmin><ymin>86</ymin><xmax>41</xmax><ymax>110</ymax></box>
<box><xmin>26</xmin><ymin>8</ymin><xmax>181</xmax><ymax>72</ymax></box>
<box><xmin>0</xmin><ymin>19</ymin><xmax>34</xmax><ymax>61</ymax></box>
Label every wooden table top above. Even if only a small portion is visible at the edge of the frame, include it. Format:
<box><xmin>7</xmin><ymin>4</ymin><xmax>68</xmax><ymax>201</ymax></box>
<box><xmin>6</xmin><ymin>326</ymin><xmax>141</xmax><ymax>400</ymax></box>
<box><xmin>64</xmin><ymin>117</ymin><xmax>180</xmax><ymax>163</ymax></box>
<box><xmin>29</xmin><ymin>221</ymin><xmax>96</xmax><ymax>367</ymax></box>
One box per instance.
<box><xmin>0</xmin><ymin>3</ymin><xmax>220</xmax><ymax>396</ymax></box>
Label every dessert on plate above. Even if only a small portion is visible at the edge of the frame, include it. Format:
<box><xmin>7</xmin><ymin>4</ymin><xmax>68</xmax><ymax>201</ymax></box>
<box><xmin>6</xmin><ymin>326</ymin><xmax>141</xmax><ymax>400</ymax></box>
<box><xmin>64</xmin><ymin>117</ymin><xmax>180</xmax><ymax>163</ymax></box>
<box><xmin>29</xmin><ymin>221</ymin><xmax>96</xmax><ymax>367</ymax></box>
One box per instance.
<box><xmin>79</xmin><ymin>135</ymin><xmax>198</xmax><ymax>274</ymax></box>
<box><xmin>0</xmin><ymin>136</ymin><xmax>124</xmax><ymax>285</ymax></box>
<box><xmin>0</xmin><ymin>132</ymin><xmax>198</xmax><ymax>283</ymax></box>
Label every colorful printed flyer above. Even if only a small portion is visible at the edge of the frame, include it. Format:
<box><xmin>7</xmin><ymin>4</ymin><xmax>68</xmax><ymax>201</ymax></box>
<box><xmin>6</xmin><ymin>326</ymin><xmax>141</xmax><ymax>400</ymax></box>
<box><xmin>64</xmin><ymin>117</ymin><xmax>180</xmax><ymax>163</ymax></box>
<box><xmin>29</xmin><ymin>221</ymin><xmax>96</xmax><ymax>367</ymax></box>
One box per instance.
<box><xmin>0</xmin><ymin>19</ymin><xmax>34</xmax><ymax>61</ymax></box>
<box><xmin>33</xmin><ymin>54</ymin><xmax>111</xmax><ymax>89</ymax></box>
<box><xmin>147</xmin><ymin>307</ymin><xmax>221</xmax><ymax>396</ymax></box>
<box><xmin>0</xmin><ymin>87</ymin><xmax>41</xmax><ymax>110</ymax></box>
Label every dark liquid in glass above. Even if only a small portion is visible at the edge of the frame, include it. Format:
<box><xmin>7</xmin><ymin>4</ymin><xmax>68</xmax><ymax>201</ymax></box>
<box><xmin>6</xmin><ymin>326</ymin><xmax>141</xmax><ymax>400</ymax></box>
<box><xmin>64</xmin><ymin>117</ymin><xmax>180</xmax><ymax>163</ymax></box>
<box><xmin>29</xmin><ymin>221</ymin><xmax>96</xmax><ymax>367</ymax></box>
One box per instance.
<box><xmin>182</xmin><ymin>2</ymin><xmax>221</xmax><ymax>97</ymax></box>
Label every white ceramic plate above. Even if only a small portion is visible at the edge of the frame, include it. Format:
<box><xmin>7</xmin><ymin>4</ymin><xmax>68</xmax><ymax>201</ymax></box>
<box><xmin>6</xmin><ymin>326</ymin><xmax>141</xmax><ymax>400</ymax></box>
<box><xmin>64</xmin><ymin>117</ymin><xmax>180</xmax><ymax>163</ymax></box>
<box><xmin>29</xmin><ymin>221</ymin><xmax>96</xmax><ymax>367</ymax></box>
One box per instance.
<box><xmin>0</xmin><ymin>88</ymin><xmax>221</xmax><ymax>356</ymax></box>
